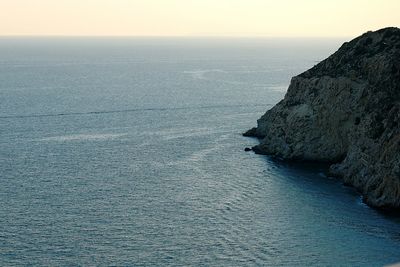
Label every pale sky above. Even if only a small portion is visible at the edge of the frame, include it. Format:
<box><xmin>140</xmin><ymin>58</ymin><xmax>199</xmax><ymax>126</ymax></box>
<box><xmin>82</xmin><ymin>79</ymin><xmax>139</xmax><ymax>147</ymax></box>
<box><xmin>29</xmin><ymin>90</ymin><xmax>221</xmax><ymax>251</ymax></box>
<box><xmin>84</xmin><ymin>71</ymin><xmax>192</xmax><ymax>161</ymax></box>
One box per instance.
<box><xmin>1</xmin><ymin>0</ymin><xmax>399</xmax><ymax>37</ymax></box>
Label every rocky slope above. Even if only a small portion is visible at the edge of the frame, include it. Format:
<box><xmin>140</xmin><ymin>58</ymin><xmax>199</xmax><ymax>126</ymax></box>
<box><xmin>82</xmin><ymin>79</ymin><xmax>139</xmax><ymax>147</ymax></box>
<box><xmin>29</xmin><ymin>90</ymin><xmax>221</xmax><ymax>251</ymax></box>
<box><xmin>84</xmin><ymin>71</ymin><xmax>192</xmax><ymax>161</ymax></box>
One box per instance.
<box><xmin>245</xmin><ymin>27</ymin><xmax>400</xmax><ymax>209</ymax></box>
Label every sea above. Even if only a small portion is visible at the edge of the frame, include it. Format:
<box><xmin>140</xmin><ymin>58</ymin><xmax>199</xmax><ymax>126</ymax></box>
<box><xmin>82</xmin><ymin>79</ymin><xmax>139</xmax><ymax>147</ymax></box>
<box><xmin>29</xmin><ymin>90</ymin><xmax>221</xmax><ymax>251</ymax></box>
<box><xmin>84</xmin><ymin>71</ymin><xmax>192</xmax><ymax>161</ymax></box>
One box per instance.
<box><xmin>1</xmin><ymin>37</ymin><xmax>400</xmax><ymax>266</ymax></box>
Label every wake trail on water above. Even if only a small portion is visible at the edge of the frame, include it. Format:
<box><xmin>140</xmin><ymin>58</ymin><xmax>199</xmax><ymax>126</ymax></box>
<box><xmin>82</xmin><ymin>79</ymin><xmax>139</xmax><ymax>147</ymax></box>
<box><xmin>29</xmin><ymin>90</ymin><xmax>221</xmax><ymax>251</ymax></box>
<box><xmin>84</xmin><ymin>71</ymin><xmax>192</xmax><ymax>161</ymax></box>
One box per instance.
<box><xmin>0</xmin><ymin>103</ymin><xmax>273</xmax><ymax>120</ymax></box>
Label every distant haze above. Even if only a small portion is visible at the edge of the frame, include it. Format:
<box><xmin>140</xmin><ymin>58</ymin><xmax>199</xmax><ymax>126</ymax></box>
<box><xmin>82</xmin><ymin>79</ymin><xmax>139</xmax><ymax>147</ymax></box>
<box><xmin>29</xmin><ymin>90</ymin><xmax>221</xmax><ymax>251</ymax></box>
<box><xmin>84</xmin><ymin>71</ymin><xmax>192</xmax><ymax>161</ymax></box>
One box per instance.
<box><xmin>1</xmin><ymin>0</ymin><xmax>399</xmax><ymax>37</ymax></box>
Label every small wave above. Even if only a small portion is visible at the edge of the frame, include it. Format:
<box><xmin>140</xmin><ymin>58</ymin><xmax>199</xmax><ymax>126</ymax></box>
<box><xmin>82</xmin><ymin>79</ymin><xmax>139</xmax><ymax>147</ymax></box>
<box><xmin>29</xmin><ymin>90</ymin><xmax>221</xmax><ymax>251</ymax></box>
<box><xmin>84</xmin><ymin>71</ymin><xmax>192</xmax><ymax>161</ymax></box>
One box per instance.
<box><xmin>39</xmin><ymin>133</ymin><xmax>127</xmax><ymax>142</ymax></box>
<box><xmin>183</xmin><ymin>69</ymin><xmax>227</xmax><ymax>80</ymax></box>
<box><xmin>268</xmin><ymin>85</ymin><xmax>288</xmax><ymax>92</ymax></box>
<box><xmin>183</xmin><ymin>69</ymin><xmax>289</xmax><ymax>88</ymax></box>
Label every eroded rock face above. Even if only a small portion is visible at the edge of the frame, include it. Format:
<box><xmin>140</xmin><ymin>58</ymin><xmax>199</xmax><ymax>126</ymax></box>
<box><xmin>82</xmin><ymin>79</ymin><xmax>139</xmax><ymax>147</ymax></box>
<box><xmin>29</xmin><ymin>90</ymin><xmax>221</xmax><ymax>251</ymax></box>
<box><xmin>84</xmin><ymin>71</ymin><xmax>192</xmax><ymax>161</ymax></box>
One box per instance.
<box><xmin>246</xmin><ymin>27</ymin><xmax>400</xmax><ymax>209</ymax></box>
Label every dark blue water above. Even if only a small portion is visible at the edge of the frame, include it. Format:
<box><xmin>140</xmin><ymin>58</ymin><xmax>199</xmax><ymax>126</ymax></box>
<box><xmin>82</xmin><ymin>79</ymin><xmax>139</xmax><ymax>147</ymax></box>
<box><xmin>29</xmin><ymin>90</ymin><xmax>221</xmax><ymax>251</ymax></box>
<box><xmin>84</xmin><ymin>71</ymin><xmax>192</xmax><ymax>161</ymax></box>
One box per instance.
<box><xmin>1</xmin><ymin>38</ymin><xmax>400</xmax><ymax>266</ymax></box>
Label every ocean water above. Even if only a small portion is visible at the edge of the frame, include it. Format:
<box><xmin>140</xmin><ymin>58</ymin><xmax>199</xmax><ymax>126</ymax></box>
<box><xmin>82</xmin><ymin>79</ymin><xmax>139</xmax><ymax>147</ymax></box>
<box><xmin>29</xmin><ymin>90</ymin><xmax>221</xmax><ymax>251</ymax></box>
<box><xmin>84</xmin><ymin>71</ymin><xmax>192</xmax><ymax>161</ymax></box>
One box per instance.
<box><xmin>1</xmin><ymin>37</ymin><xmax>400</xmax><ymax>266</ymax></box>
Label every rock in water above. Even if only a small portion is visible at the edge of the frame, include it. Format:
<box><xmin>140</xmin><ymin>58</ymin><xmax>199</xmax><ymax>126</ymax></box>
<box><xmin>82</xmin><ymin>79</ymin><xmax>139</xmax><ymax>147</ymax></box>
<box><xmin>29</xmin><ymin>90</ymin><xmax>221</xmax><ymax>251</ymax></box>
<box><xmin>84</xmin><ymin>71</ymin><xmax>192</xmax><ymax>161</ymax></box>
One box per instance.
<box><xmin>246</xmin><ymin>27</ymin><xmax>400</xmax><ymax>210</ymax></box>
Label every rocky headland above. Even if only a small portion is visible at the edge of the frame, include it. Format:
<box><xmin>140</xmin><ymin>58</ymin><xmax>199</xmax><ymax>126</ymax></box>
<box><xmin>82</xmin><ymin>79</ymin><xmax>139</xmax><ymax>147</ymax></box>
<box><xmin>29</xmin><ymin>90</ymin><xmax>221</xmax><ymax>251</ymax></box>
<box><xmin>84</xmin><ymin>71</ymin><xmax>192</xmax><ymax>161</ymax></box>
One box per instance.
<box><xmin>245</xmin><ymin>27</ymin><xmax>400</xmax><ymax>210</ymax></box>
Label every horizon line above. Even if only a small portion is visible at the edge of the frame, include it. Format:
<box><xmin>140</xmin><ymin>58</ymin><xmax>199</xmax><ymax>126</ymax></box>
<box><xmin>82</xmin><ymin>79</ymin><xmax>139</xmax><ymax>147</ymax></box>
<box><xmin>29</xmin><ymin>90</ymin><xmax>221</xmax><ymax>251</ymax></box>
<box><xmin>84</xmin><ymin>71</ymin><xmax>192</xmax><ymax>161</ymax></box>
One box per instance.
<box><xmin>0</xmin><ymin>34</ymin><xmax>351</xmax><ymax>39</ymax></box>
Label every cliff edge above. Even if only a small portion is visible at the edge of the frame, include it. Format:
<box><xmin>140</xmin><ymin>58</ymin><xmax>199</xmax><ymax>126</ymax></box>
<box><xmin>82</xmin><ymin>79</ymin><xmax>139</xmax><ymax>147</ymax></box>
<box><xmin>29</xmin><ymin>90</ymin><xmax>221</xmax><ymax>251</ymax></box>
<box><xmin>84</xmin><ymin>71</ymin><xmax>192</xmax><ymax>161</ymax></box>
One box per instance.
<box><xmin>245</xmin><ymin>27</ymin><xmax>400</xmax><ymax>209</ymax></box>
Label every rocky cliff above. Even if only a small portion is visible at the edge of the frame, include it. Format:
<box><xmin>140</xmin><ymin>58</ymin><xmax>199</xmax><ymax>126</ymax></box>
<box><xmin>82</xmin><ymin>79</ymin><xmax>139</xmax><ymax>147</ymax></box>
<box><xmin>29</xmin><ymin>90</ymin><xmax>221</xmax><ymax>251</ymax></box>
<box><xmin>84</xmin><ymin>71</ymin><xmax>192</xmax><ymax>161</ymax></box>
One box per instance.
<box><xmin>245</xmin><ymin>27</ymin><xmax>400</xmax><ymax>209</ymax></box>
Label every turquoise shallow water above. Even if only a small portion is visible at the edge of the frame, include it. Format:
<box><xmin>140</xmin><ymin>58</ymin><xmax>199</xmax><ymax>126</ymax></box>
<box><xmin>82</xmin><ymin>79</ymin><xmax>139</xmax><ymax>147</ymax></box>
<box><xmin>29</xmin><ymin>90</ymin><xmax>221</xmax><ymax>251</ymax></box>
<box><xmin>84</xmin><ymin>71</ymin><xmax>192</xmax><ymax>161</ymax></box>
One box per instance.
<box><xmin>1</xmin><ymin>38</ymin><xmax>400</xmax><ymax>266</ymax></box>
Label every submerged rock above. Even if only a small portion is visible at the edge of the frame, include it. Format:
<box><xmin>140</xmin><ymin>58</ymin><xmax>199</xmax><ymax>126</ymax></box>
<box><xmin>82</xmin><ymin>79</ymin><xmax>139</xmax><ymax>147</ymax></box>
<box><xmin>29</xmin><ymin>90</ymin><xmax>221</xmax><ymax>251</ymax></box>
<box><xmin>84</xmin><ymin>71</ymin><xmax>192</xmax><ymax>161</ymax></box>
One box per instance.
<box><xmin>246</xmin><ymin>27</ymin><xmax>400</xmax><ymax>209</ymax></box>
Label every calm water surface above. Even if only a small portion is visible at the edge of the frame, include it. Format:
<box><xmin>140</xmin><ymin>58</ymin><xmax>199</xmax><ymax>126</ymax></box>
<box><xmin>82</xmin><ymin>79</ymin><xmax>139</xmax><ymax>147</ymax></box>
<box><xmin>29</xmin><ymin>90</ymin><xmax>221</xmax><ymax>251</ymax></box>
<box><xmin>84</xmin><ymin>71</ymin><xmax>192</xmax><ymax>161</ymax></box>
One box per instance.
<box><xmin>1</xmin><ymin>38</ymin><xmax>400</xmax><ymax>266</ymax></box>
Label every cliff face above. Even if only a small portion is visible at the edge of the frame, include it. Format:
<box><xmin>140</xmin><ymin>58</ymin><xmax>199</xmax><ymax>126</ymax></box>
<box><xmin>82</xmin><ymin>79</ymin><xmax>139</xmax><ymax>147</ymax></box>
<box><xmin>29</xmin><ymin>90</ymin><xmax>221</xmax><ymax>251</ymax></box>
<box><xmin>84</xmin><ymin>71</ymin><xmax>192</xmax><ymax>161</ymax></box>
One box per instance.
<box><xmin>245</xmin><ymin>27</ymin><xmax>400</xmax><ymax>209</ymax></box>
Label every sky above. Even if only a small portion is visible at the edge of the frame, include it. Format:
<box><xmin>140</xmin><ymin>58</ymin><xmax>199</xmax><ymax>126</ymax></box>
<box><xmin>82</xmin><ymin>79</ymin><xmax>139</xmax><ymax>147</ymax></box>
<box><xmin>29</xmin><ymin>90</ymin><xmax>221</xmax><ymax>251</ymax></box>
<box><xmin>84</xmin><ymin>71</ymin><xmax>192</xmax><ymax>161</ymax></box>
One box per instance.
<box><xmin>0</xmin><ymin>0</ymin><xmax>399</xmax><ymax>37</ymax></box>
